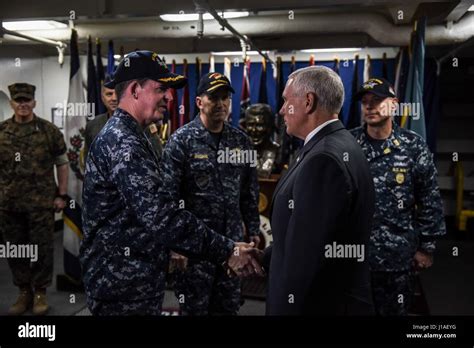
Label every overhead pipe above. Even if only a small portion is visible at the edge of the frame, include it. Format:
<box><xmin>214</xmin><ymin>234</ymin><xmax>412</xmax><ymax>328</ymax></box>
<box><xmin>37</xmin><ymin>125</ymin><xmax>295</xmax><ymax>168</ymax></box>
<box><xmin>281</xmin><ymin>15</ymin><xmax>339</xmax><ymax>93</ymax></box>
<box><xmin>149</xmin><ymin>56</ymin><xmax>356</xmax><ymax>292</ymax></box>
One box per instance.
<box><xmin>2</xmin><ymin>12</ymin><xmax>474</xmax><ymax>47</ymax></box>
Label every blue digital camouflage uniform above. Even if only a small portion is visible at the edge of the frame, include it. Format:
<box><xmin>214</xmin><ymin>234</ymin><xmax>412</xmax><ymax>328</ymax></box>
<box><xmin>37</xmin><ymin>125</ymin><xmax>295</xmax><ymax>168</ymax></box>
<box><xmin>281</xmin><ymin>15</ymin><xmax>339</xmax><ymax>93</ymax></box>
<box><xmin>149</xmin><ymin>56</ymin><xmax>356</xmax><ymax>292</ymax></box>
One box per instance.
<box><xmin>351</xmin><ymin>122</ymin><xmax>446</xmax><ymax>315</ymax></box>
<box><xmin>160</xmin><ymin>115</ymin><xmax>260</xmax><ymax>315</ymax></box>
<box><xmin>80</xmin><ymin>108</ymin><xmax>235</xmax><ymax>315</ymax></box>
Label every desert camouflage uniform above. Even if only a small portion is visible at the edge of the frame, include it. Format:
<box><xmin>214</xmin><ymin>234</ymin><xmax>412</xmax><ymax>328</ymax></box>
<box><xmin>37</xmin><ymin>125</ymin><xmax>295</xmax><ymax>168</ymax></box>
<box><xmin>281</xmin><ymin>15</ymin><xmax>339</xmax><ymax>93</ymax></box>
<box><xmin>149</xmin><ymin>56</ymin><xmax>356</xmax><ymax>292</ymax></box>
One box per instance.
<box><xmin>0</xmin><ymin>115</ymin><xmax>68</xmax><ymax>289</ymax></box>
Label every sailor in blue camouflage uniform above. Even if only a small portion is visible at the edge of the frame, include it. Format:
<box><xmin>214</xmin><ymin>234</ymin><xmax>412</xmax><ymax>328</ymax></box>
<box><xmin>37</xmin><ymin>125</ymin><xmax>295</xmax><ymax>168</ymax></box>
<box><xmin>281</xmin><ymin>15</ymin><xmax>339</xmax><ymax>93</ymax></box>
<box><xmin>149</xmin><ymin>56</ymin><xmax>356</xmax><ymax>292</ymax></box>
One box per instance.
<box><xmin>80</xmin><ymin>51</ymin><xmax>261</xmax><ymax>315</ymax></box>
<box><xmin>350</xmin><ymin>78</ymin><xmax>446</xmax><ymax>316</ymax></box>
<box><xmin>160</xmin><ymin>72</ymin><xmax>261</xmax><ymax>315</ymax></box>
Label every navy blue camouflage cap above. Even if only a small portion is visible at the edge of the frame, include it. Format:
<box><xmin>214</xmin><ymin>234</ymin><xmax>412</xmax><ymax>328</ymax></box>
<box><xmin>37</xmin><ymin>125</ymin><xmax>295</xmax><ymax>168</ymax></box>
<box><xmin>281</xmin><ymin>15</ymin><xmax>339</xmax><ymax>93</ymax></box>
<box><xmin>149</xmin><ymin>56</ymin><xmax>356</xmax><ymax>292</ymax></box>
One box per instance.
<box><xmin>104</xmin><ymin>50</ymin><xmax>187</xmax><ymax>89</ymax></box>
<box><xmin>197</xmin><ymin>72</ymin><xmax>235</xmax><ymax>96</ymax></box>
<box><xmin>354</xmin><ymin>77</ymin><xmax>396</xmax><ymax>100</ymax></box>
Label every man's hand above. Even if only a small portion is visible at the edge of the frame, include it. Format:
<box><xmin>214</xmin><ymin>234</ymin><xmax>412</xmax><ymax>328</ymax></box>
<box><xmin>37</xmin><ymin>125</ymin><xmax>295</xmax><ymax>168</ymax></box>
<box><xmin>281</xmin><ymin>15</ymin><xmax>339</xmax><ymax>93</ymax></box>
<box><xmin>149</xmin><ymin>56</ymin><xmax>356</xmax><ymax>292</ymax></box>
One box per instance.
<box><xmin>227</xmin><ymin>242</ymin><xmax>264</xmax><ymax>277</ymax></box>
<box><xmin>53</xmin><ymin>197</ymin><xmax>66</xmax><ymax>213</ymax></box>
<box><xmin>169</xmin><ymin>251</ymin><xmax>188</xmax><ymax>272</ymax></box>
<box><xmin>413</xmin><ymin>251</ymin><xmax>433</xmax><ymax>271</ymax></box>
<box><xmin>249</xmin><ymin>235</ymin><xmax>261</xmax><ymax>249</ymax></box>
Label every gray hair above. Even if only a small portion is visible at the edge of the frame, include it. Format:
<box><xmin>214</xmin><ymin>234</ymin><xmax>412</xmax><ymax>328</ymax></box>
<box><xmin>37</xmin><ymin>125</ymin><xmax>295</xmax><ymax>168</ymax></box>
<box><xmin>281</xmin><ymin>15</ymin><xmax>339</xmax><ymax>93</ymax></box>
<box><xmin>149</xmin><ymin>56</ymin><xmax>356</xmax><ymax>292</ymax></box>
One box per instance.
<box><xmin>288</xmin><ymin>65</ymin><xmax>344</xmax><ymax>115</ymax></box>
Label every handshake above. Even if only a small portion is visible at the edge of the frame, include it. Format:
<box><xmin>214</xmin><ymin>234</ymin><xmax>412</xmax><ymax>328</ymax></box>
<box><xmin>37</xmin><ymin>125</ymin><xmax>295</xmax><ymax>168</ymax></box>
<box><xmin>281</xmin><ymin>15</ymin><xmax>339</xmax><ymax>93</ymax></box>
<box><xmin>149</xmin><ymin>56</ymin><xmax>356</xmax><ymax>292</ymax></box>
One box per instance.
<box><xmin>170</xmin><ymin>241</ymin><xmax>265</xmax><ymax>278</ymax></box>
<box><xmin>225</xmin><ymin>242</ymin><xmax>265</xmax><ymax>278</ymax></box>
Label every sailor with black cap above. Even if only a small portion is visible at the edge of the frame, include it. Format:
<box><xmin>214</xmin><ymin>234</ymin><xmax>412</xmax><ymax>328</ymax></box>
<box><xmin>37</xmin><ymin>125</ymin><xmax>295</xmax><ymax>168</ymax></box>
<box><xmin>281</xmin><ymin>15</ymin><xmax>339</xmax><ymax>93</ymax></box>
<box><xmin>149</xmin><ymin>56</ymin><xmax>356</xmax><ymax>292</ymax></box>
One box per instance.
<box><xmin>80</xmin><ymin>52</ymin><xmax>262</xmax><ymax>315</ymax></box>
<box><xmin>159</xmin><ymin>72</ymin><xmax>261</xmax><ymax>315</ymax></box>
<box><xmin>350</xmin><ymin>78</ymin><xmax>446</xmax><ymax>316</ymax></box>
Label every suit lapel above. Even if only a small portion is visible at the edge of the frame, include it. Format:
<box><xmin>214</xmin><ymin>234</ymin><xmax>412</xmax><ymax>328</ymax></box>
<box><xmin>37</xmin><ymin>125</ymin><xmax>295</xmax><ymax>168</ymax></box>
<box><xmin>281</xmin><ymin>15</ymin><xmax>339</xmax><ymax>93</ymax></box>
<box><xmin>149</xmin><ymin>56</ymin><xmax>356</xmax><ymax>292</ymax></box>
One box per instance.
<box><xmin>270</xmin><ymin>120</ymin><xmax>345</xmax><ymax>216</ymax></box>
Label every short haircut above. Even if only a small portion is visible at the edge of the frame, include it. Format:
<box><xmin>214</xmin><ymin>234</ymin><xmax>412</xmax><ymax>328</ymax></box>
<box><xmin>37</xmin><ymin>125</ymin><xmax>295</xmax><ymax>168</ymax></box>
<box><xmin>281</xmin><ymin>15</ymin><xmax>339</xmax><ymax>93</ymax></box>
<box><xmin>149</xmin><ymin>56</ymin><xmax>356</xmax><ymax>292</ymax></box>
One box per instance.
<box><xmin>288</xmin><ymin>66</ymin><xmax>344</xmax><ymax>115</ymax></box>
<box><xmin>114</xmin><ymin>78</ymin><xmax>148</xmax><ymax>102</ymax></box>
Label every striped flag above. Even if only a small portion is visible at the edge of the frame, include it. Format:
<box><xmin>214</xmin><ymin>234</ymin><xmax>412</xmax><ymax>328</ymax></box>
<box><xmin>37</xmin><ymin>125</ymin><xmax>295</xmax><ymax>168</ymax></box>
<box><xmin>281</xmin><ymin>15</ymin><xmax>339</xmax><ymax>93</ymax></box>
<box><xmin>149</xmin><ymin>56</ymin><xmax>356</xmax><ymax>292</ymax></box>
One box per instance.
<box><xmin>95</xmin><ymin>38</ymin><xmax>106</xmax><ymax>114</ymax></box>
<box><xmin>62</xmin><ymin>28</ymin><xmax>86</xmax><ymax>284</ymax></box>
<box><xmin>179</xmin><ymin>59</ymin><xmax>190</xmax><ymax>127</ymax></box>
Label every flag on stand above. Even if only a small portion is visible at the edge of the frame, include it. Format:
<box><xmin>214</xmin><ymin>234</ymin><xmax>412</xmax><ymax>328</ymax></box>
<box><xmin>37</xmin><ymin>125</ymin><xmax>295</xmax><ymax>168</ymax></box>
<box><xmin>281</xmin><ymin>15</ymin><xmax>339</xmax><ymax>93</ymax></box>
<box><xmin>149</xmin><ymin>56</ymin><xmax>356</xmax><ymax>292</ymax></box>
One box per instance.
<box><xmin>62</xmin><ymin>28</ymin><xmax>87</xmax><ymax>284</ymax></box>
<box><xmin>192</xmin><ymin>57</ymin><xmax>202</xmax><ymax>119</ymax></box>
<box><xmin>87</xmin><ymin>36</ymin><xmax>99</xmax><ymax>117</ymax></box>
<box><xmin>168</xmin><ymin>60</ymin><xmax>180</xmax><ymax>134</ymax></box>
<box><xmin>401</xmin><ymin>17</ymin><xmax>427</xmax><ymax>139</ymax></box>
<box><xmin>333</xmin><ymin>58</ymin><xmax>345</xmax><ymax>123</ymax></box>
<box><xmin>347</xmin><ymin>54</ymin><xmax>361</xmax><ymax>129</ymax></box>
<box><xmin>95</xmin><ymin>38</ymin><xmax>106</xmax><ymax>114</ymax></box>
<box><xmin>240</xmin><ymin>57</ymin><xmax>251</xmax><ymax>122</ymax></box>
<box><xmin>382</xmin><ymin>52</ymin><xmax>388</xmax><ymax>80</ymax></box>
<box><xmin>107</xmin><ymin>40</ymin><xmax>115</xmax><ymax>76</ymax></box>
<box><xmin>209</xmin><ymin>55</ymin><xmax>215</xmax><ymax>73</ymax></box>
<box><xmin>258</xmin><ymin>58</ymin><xmax>268</xmax><ymax>104</ymax></box>
<box><xmin>224</xmin><ymin>57</ymin><xmax>232</xmax><ymax>116</ymax></box>
<box><xmin>363</xmin><ymin>54</ymin><xmax>372</xmax><ymax>82</ymax></box>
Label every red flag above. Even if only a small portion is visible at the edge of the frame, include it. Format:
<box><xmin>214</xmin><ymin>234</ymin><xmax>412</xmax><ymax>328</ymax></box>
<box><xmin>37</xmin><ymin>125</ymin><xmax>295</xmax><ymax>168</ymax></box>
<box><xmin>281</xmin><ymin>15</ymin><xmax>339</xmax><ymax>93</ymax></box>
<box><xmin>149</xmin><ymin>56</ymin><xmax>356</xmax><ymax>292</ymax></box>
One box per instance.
<box><xmin>309</xmin><ymin>55</ymin><xmax>315</xmax><ymax>66</ymax></box>
<box><xmin>179</xmin><ymin>59</ymin><xmax>190</xmax><ymax>127</ymax></box>
<box><xmin>240</xmin><ymin>57</ymin><xmax>251</xmax><ymax>121</ymax></box>
<box><xmin>168</xmin><ymin>60</ymin><xmax>179</xmax><ymax>134</ymax></box>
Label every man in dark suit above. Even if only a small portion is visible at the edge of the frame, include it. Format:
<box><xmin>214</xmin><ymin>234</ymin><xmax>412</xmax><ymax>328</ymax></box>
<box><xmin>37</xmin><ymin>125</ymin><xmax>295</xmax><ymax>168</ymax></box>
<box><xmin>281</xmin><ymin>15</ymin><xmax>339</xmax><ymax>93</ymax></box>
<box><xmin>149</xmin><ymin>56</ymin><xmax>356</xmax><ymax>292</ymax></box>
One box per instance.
<box><xmin>260</xmin><ymin>66</ymin><xmax>375</xmax><ymax>315</ymax></box>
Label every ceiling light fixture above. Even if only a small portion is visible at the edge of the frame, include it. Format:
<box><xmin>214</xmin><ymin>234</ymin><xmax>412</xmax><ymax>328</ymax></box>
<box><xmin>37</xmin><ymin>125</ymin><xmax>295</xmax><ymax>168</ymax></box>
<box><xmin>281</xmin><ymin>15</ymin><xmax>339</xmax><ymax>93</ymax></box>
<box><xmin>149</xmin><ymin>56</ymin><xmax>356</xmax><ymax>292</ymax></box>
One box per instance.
<box><xmin>160</xmin><ymin>11</ymin><xmax>249</xmax><ymax>22</ymax></box>
<box><xmin>2</xmin><ymin>20</ymin><xmax>67</xmax><ymax>31</ymax></box>
<box><xmin>300</xmin><ymin>48</ymin><xmax>362</xmax><ymax>53</ymax></box>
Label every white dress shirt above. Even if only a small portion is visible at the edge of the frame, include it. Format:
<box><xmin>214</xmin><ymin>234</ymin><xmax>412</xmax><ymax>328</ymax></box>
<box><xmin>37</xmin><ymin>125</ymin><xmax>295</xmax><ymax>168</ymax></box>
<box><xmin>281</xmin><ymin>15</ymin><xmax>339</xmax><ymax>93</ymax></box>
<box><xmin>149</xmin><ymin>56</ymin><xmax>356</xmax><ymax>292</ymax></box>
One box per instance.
<box><xmin>303</xmin><ymin>119</ymin><xmax>339</xmax><ymax>146</ymax></box>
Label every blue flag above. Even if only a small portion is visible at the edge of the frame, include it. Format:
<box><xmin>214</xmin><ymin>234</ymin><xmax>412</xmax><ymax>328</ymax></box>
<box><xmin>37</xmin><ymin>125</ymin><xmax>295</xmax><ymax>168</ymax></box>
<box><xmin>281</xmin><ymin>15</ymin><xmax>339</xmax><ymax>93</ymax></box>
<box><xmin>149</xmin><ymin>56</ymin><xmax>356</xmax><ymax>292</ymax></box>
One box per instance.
<box><xmin>95</xmin><ymin>38</ymin><xmax>106</xmax><ymax>114</ymax></box>
<box><xmin>403</xmin><ymin>17</ymin><xmax>426</xmax><ymax>139</ymax></box>
<box><xmin>87</xmin><ymin>36</ymin><xmax>99</xmax><ymax>117</ymax></box>
<box><xmin>107</xmin><ymin>40</ymin><xmax>115</xmax><ymax>76</ymax></box>
<box><xmin>347</xmin><ymin>54</ymin><xmax>361</xmax><ymax>129</ymax></box>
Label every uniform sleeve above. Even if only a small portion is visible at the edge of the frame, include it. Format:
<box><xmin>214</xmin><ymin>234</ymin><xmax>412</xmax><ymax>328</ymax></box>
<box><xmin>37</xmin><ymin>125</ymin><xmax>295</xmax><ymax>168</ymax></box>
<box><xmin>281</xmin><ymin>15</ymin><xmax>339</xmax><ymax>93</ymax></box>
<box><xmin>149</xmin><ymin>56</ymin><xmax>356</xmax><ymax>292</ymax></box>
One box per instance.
<box><xmin>109</xmin><ymin>136</ymin><xmax>234</xmax><ymax>264</ymax></box>
<box><xmin>51</xmin><ymin>125</ymin><xmax>67</xmax><ymax>157</ymax></box>
<box><xmin>50</xmin><ymin>125</ymin><xmax>69</xmax><ymax>165</ymax></box>
<box><xmin>413</xmin><ymin>140</ymin><xmax>446</xmax><ymax>253</ymax></box>
<box><xmin>158</xmin><ymin>134</ymin><xmax>186</xmax><ymax>208</ymax></box>
<box><xmin>83</xmin><ymin>122</ymin><xmax>93</xmax><ymax>160</ymax></box>
<box><xmin>240</xmin><ymin>138</ymin><xmax>260</xmax><ymax>236</ymax></box>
